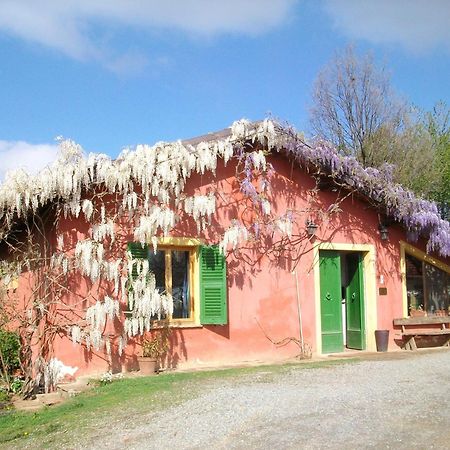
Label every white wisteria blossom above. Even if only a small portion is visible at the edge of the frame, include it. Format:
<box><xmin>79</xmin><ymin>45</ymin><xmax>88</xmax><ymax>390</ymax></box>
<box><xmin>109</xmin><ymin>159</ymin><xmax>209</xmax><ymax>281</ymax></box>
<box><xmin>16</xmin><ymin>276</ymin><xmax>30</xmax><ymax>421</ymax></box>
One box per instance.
<box><xmin>250</xmin><ymin>150</ymin><xmax>267</xmax><ymax>172</ymax></box>
<box><xmin>231</xmin><ymin>119</ymin><xmax>251</xmax><ymax>140</ymax></box>
<box><xmin>134</xmin><ymin>206</ymin><xmax>176</xmax><ymax>245</ymax></box>
<box><xmin>261</xmin><ymin>199</ymin><xmax>271</xmax><ymax>216</ymax></box>
<box><xmin>82</xmin><ymin>199</ymin><xmax>94</xmax><ymax>221</ymax></box>
<box><xmin>219</xmin><ymin>221</ymin><xmax>249</xmax><ymax>253</ymax></box>
<box><xmin>276</xmin><ymin>215</ymin><xmax>293</xmax><ymax>237</ymax></box>
<box><xmin>184</xmin><ymin>193</ymin><xmax>216</xmax><ymax>232</ymax></box>
<box><xmin>71</xmin><ymin>325</ymin><xmax>82</xmax><ymax>345</ymax></box>
<box><xmin>92</xmin><ymin>219</ymin><xmax>115</xmax><ymax>243</ymax></box>
<box><xmin>84</xmin><ymin>297</ymin><xmax>120</xmax><ymax>351</ymax></box>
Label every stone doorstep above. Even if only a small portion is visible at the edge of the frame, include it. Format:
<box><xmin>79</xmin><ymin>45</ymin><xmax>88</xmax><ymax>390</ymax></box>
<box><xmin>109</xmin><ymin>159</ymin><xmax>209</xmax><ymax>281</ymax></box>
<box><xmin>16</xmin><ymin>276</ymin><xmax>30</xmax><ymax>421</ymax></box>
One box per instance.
<box><xmin>13</xmin><ymin>392</ymin><xmax>64</xmax><ymax>412</ymax></box>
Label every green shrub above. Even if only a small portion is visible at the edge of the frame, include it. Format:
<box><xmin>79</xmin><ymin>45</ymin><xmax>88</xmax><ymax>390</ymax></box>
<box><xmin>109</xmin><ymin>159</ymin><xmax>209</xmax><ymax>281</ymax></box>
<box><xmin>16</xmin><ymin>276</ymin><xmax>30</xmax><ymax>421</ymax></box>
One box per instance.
<box><xmin>9</xmin><ymin>377</ymin><xmax>23</xmax><ymax>394</ymax></box>
<box><xmin>0</xmin><ymin>388</ymin><xmax>10</xmax><ymax>403</ymax></box>
<box><xmin>0</xmin><ymin>329</ymin><xmax>21</xmax><ymax>377</ymax></box>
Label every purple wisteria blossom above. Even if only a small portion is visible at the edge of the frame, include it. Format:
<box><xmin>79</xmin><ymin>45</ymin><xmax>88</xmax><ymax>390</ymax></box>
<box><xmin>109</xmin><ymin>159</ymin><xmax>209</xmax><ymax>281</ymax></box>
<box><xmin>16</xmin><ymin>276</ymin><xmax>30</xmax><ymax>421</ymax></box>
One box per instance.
<box><xmin>252</xmin><ymin>122</ymin><xmax>450</xmax><ymax>258</ymax></box>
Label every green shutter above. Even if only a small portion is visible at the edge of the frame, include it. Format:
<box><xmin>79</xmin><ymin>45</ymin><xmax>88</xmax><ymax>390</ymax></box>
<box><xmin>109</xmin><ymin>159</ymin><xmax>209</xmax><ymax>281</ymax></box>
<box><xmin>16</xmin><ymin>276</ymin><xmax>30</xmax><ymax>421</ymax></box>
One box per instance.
<box><xmin>200</xmin><ymin>245</ymin><xmax>227</xmax><ymax>325</ymax></box>
<box><xmin>127</xmin><ymin>242</ymin><xmax>149</xmax><ymax>279</ymax></box>
<box><xmin>126</xmin><ymin>242</ymin><xmax>149</xmax><ymax>313</ymax></box>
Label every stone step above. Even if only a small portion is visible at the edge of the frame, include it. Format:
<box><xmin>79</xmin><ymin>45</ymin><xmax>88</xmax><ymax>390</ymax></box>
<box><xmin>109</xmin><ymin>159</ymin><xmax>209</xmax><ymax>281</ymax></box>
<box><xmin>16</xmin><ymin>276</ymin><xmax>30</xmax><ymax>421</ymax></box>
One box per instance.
<box><xmin>13</xmin><ymin>392</ymin><xmax>64</xmax><ymax>411</ymax></box>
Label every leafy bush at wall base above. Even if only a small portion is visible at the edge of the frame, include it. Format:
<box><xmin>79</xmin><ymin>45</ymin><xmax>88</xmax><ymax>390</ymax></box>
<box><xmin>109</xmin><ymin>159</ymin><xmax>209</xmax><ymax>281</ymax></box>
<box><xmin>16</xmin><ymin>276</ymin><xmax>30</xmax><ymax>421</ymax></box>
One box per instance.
<box><xmin>0</xmin><ymin>330</ymin><xmax>21</xmax><ymax>377</ymax></box>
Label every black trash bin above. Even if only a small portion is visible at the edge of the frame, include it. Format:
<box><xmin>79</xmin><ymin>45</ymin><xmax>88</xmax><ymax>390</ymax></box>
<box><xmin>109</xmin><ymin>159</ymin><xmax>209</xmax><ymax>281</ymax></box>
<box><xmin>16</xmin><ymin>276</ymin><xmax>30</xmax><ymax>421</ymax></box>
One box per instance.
<box><xmin>375</xmin><ymin>330</ymin><xmax>389</xmax><ymax>352</ymax></box>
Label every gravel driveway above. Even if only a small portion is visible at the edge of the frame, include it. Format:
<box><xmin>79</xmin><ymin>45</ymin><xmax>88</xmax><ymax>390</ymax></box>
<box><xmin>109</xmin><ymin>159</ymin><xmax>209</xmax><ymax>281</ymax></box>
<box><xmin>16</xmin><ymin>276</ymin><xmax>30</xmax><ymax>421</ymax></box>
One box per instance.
<box><xmin>92</xmin><ymin>349</ymin><xmax>450</xmax><ymax>450</ymax></box>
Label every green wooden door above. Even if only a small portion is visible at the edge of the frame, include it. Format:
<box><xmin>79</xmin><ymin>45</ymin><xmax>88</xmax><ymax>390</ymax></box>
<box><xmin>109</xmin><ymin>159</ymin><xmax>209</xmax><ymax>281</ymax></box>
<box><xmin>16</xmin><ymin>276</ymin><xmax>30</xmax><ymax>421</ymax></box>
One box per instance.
<box><xmin>345</xmin><ymin>253</ymin><xmax>366</xmax><ymax>350</ymax></box>
<box><xmin>319</xmin><ymin>251</ymin><xmax>343</xmax><ymax>353</ymax></box>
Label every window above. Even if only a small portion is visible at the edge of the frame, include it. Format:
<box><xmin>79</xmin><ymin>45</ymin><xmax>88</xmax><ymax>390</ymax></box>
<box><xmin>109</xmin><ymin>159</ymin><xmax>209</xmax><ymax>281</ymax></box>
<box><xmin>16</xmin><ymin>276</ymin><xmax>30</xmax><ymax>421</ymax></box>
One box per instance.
<box><xmin>127</xmin><ymin>241</ymin><xmax>228</xmax><ymax>326</ymax></box>
<box><xmin>406</xmin><ymin>252</ymin><xmax>449</xmax><ymax>314</ymax></box>
<box><xmin>148</xmin><ymin>248</ymin><xmax>193</xmax><ymax>320</ymax></box>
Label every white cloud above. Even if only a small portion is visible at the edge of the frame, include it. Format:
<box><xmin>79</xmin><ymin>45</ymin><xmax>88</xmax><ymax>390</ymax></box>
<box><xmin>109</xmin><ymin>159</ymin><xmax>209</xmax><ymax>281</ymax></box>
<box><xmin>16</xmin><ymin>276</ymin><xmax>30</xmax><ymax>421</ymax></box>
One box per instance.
<box><xmin>0</xmin><ymin>140</ymin><xmax>59</xmax><ymax>182</ymax></box>
<box><xmin>323</xmin><ymin>0</ymin><xmax>450</xmax><ymax>53</ymax></box>
<box><xmin>0</xmin><ymin>1</ymin><xmax>296</xmax><ymax>71</ymax></box>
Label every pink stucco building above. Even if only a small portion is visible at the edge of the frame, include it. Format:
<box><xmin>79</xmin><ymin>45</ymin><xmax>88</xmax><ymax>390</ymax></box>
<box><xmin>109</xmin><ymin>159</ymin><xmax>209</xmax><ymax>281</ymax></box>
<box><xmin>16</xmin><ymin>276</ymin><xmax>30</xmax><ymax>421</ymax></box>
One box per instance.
<box><xmin>2</xmin><ymin>120</ymin><xmax>449</xmax><ymax>381</ymax></box>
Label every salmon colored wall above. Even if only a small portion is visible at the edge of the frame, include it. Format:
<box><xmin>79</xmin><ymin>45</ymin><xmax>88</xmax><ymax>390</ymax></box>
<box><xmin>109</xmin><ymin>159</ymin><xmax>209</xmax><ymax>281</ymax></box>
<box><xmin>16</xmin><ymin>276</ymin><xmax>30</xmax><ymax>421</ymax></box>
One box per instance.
<box><xmin>13</xmin><ymin>154</ymin><xmax>450</xmax><ymax>377</ymax></box>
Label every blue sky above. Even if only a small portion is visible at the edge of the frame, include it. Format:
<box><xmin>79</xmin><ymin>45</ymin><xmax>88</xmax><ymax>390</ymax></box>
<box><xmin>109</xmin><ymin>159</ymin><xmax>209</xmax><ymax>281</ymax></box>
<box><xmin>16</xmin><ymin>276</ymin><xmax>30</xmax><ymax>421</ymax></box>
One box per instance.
<box><xmin>0</xmin><ymin>0</ymin><xmax>449</xmax><ymax>178</ymax></box>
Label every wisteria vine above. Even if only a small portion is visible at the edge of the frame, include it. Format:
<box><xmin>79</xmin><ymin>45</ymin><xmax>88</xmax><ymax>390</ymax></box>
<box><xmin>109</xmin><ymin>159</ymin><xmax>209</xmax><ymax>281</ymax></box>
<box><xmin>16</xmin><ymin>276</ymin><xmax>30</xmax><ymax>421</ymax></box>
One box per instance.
<box><xmin>0</xmin><ymin>118</ymin><xmax>448</xmax><ymax>394</ymax></box>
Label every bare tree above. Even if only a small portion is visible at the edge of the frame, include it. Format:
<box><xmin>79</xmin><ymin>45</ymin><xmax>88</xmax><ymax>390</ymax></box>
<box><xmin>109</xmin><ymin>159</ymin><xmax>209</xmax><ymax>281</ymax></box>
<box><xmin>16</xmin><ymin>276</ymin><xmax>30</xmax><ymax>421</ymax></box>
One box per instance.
<box><xmin>310</xmin><ymin>46</ymin><xmax>406</xmax><ymax>166</ymax></box>
<box><xmin>310</xmin><ymin>48</ymin><xmax>449</xmax><ymax>218</ymax></box>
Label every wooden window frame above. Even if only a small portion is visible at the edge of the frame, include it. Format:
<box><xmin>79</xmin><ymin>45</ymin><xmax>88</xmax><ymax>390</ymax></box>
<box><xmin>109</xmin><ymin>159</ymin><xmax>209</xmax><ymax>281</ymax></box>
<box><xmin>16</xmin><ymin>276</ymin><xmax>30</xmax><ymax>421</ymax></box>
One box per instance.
<box><xmin>156</xmin><ymin>245</ymin><xmax>196</xmax><ymax>325</ymax></box>
<box><xmin>400</xmin><ymin>241</ymin><xmax>450</xmax><ymax>317</ymax></box>
<box><xmin>153</xmin><ymin>238</ymin><xmax>202</xmax><ymax>327</ymax></box>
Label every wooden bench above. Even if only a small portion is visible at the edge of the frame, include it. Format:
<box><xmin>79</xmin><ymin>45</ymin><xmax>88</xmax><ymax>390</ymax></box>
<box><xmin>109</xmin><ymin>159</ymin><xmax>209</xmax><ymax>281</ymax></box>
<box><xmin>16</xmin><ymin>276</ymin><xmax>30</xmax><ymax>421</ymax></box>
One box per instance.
<box><xmin>393</xmin><ymin>316</ymin><xmax>450</xmax><ymax>350</ymax></box>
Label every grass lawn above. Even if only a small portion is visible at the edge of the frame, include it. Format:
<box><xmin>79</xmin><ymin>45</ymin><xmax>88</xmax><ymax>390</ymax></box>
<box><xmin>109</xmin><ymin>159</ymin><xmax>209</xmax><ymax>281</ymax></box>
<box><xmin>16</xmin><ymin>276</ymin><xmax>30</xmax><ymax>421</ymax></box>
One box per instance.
<box><xmin>0</xmin><ymin>358</ymin><xmax>358</xmax><ymax>449</ymax></box>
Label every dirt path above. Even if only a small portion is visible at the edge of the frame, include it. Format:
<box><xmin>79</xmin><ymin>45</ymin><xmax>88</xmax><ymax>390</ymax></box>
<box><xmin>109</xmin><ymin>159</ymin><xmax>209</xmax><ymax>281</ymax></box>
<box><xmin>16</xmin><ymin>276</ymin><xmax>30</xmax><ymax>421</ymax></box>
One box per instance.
<box><xmin>85</xmin><ymin>349</ymin><xmax>450</xmax><ymax>450</ymax></box>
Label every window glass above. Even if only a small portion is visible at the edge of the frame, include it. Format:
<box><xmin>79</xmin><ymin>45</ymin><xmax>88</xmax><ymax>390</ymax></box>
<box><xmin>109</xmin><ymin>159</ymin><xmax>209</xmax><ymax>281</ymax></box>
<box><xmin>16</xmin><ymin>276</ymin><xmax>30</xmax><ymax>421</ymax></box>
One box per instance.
<box><xmin>146</xmin><ymin>248</ymin><xmax>192</xmax><ymax>320</ymax></box>
<box><xmin>148</xmin><ymin>250</ymin><xmax>166</xmax><ymax>294</ymax></box>
<box><xmin>406</xmin><ymin>252</ymin><xmax>449</xmax><ymax>314</ymax></box>
<box><xmin>171</xmin><ymin>251</ymin><xmax>190</xmax><ymax>319</ymax></box>
<box><xmin>424</xmin><ymin>263</ymin><xmax>449</xmax><ymax>313</ymax></box>
<box><xmin>406</xmin><ymin>254</ymin><xmax>424</xmax><ymax>312</ymax></box>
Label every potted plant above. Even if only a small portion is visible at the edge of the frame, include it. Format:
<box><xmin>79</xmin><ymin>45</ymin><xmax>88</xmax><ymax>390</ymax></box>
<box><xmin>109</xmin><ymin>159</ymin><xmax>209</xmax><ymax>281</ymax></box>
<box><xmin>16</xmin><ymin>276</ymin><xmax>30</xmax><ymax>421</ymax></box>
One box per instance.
<box><xmin>137</xmin><ymin>320</ymin><xmax>171</xmax><ymax>375</ymax></box>
<box><xmin>409</xmin><ymin>305</ymin><xmax>426</xmax><ymax>318</ymax></box>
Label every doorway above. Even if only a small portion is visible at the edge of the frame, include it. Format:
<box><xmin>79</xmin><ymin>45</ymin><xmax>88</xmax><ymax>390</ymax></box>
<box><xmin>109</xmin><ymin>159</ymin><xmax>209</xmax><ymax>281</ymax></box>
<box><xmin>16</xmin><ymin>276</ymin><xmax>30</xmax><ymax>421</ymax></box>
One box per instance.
<box><xmin>319</xmin><ymin>250</ymin><xmax>366</xmax><ymax>353</ymax></box>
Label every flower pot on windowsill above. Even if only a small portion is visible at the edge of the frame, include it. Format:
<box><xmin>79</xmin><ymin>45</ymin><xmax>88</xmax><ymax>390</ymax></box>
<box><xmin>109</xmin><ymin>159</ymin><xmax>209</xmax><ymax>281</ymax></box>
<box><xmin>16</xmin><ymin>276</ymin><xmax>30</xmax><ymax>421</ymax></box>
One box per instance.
<box><xmin>434</xmin><ymin>310</ymin><xmax>447</xmax><ymax>317</ymax></box>
<box><xmin>137</xmin><ymin>356</ymin><xmax>157</xmax><ymax>375</ymax></box>
<box><xmin>409</xmin><ymin>309</ymin><xmax>426</xmax><ymax>318</ymax></box>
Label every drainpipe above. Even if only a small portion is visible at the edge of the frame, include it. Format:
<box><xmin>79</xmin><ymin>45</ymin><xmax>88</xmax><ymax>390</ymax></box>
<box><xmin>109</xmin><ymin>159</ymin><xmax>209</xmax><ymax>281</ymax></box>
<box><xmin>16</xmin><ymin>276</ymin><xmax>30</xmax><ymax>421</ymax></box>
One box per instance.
<box><xmin>293</xmin><ymin>270</ymin><xmax>304</xmax><ymax>351</ymax></box>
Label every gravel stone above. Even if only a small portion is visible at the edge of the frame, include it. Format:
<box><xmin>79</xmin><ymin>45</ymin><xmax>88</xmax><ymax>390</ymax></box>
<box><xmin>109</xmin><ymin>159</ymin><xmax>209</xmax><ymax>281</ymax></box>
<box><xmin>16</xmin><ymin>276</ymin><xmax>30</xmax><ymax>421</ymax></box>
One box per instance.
<box><xmin>89</xmin><ymin>349</ymin><xmax>450</xmax><ymax>450</ymax></box>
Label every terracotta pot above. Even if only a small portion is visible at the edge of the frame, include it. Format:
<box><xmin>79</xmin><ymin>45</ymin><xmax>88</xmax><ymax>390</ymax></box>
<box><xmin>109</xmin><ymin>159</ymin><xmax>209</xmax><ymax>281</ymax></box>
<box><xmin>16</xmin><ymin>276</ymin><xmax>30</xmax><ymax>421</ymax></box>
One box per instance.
<box><xmin>410</xmin><ymin>309</ymin><xmax>426</xmax><ymax>317</ymax></box>
<box><xmin>137</xmin><ymin>357</ymin><xmax>157</xmax><ymax>375</ymax></box>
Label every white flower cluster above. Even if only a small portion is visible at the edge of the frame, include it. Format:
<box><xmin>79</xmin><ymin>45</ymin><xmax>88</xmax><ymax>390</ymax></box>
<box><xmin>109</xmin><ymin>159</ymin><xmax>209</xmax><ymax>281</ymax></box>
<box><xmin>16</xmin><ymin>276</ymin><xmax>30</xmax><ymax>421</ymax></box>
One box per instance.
<box><xmin>134</xmin><ymin>206</ymin><xmax>176</xmax><ymax>245</ymax></box>
<box><xmin>0</xmin><ymin>119</ymin><xmax>278</xmax><ymax>226</ymax></box>
<box><xmin>261</xmin><ymin>199</ymin><xmax>271</xmax><ymax>216</ymax></box>
<box><xmin>70</xmin><ymin>240</ymin><xmax>124</xmax><ymax>291</ymax></box>
<box><xmin>82</xmin><ymin>199</ymin><xmax>94</xmax><ymax>220</ymax></box>
<box><xmin>87</xmin><ymin>296</ymin><xmax>120</xmax><ymax>327</ymax></box>
<box><xmin>255</xmin><ymin>119</ymin><xmax>277</xmax><ymax>149</ymax></box>
<box><xmin>75</xmin><ymin>240</ymin><xmax>105</xmax><ymax>282</ymax></box>
<box><xmin>122</xmin><ymin>192</ymin><xmax>138</xmax><ymax>211</ymax></box>
<box><xmin>92</xmin><ymin>219</ymin><xmax>115</xmax><ymax>243</ymax></box>
<box><xmin>184</xmin><ymin>193</ymin><xmax>216</xmax><ymax>232</ymax></box>
<box><xmin>51</xmin><ymin>253</ymin><xmax>70</xmax><ymax>274</ymax></box>
<box><xmin>124</xmin><ymin>259</ymin><xmax>173</xmax><ymax>338</ymax></box>
<box><xmin>276</xmin><ymin>216</ymin><xmax>293</xmax><ymax>237</ymax></box>
<box><xmin>100</xmin><ymin>371</ymin><xmax>123</xmax><ymax>384</ymax></box>
<box><xmin>219</xmin><ymin>221</ymin><xmax>249</xmax><ymax>253</ymax></box>
<box><xmin>71</xmin><ymin>325</ymin><xmax>82</xmax><ymax>345</ymax></box>
<box><xmin>250</xmin><ymin>150</ymin><xmax>267</xmax><ymax>171</ymax></box>
<box><xmin>83</xmin><ymin>296</ymin><xmax>120</xmax><ymax>351</ymax></box>
<box><xmin>231</xmin><ymin>119</ymin><xmax>252</xmax><ymax>140</ymax></box>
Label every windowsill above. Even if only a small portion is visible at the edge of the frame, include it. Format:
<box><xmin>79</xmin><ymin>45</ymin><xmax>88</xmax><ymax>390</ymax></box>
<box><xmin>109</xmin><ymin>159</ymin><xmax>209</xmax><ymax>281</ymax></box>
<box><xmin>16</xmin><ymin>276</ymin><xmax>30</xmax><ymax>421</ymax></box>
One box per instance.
<box><xmin>122</xmin><ymin>313</ymin><xmax>203</xmax><ymax>329</ymax></box>
<box><xmin>154</xmin><ymin>321</ymin><xmax>203</xmax><ymax>329</ymax></box>
<box><xmin>172</xmin><ymin>322</ymin><xmax>202</xmax><ymax>329</ymax></box>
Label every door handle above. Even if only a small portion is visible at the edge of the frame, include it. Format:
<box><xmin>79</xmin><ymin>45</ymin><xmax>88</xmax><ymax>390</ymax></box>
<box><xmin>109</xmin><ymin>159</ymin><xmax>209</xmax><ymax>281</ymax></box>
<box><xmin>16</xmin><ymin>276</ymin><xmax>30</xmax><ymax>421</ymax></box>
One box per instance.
<box><xmin>351</xmin><ymin>292</ymin><xmax>356</xmax><ymax>302</ymax></box>
<box><xmin>325</xmin><ymin>292</ymin><xmax>332</xmax><ymax>301</ymax></box>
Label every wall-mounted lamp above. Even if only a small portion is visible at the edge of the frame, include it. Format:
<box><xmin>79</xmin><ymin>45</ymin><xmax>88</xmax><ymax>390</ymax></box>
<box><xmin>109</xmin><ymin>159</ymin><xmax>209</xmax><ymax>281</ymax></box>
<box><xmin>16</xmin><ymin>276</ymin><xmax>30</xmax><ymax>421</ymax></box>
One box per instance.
<box><xmin>306</xmin><ymin>220</ymin><xmax>318</xmax><ymax>238</ymax></box>
<box><xmin>378</xmin><ymin>224</ymin><xmax>389</xmax><ymax>241</ymax></box>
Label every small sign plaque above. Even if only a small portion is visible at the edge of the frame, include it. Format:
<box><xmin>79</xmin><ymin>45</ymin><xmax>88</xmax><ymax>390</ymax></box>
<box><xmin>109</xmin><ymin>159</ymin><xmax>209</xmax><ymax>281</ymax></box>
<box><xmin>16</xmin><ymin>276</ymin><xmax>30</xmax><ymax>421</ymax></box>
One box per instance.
<box><xmin>379</xmin><ymin>287</ymin><xmax>388</xmax><ymax>296</ymax></box>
